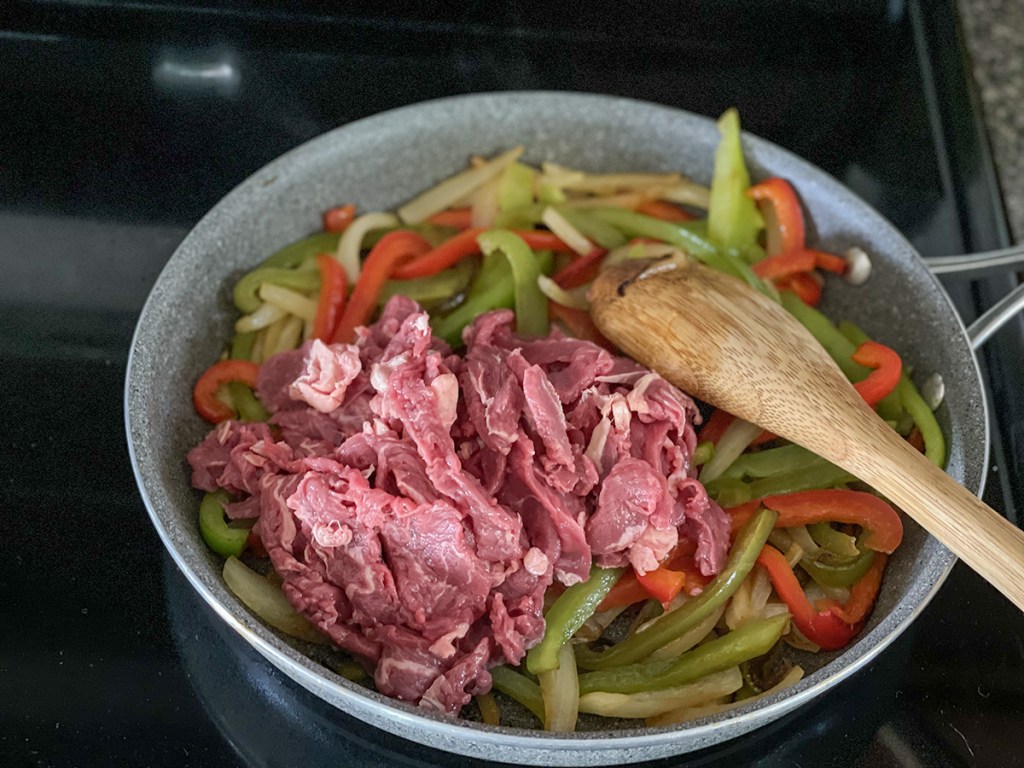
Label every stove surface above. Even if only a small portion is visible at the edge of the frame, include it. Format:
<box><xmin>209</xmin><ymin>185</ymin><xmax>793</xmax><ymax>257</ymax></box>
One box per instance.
<box><xmin>2</xmin><ymin>1</ymin><xmax>1023</xmax><ymax>766</ymax></box>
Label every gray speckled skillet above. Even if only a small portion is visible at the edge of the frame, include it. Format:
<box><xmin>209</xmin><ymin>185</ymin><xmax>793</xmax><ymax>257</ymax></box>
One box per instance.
<box><xmin>125</xmin><ymin>92</ymin><xmax>987</xmax><ymax>765</ymax></box>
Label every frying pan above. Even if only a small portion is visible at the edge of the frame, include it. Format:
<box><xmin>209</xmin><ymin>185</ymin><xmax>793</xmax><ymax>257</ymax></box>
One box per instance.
<box><xmin>124</xmin><ymin>92</ymin><xmax>1021</xmax><ymax>765</ymax></box>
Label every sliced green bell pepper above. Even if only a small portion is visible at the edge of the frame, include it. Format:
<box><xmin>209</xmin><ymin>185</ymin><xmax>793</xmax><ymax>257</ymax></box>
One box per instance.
<box><xmin>199</xmin><ymin>490</ymin><xmax>249</xmax><ymax>558</ymax></box>
<box><xmin>490</xmin><ymin>666</ymin><xmax>544</xmax><ymax>721</ymax></box>
<box><xmin>378</xmin><ymin>259</ymin><xmax>474</xmax><ymax>308</ymax></box>
<box><xmin>576</xmin><ymin>613</ymin><xmax>789</xmax><ymax>695</ymax></box>
<box><xmin>259</xmin><ymin>231</ymin><xmax>342</xmax><ymax>270</ymax></box>
<box><xmin>707</xmin><ymin>108</ymin><xmax>763</xmax><ymax>262</ymax></box>
<box><xmin>499</xmin><ymin>162</ymin><xmax>537</xmax><ymax>211</ymax></box>
<box><xmin>526</xmin><ymin>566</ymin><xmax>623</xmax><ymax>675</ymax></box>
<box><xmin>233</xmin><ymin>267</ymin><xmax>321</xmax><ymax>314</ymax></box>
<box><xmin>575</xmin><ymin>507</ymin><xmax>778</xmax><ymax>670</ymax></box>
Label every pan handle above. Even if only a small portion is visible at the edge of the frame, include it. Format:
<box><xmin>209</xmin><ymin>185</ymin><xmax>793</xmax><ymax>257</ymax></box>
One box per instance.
<box><xmin>923</xmin><ymin>245</ymin><xmax>1024</xmax><ymax>352</ymax></box>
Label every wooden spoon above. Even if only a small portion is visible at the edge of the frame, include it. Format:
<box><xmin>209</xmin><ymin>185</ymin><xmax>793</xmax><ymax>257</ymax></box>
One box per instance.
<box><xmin>589</xmin><ymin>256</ymin><xmax>1024</xmax><ymax>611</ymax></box>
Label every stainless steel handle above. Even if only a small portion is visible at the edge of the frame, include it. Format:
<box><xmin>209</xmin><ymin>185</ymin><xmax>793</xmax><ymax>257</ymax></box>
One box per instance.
<box><xmin>924</xmin><ymin>243</ymin><xmax>1024</xmax><ymax>278</ymax></box>
<box><xmin>965</xmin><ymin>281</ymin><xmax>1024</xmax><ymax>351</ymax></box>
<box><xmin>922</xmin><ymin>245</ymin><xmax>1024</xmax><ymax>351</ymax></box>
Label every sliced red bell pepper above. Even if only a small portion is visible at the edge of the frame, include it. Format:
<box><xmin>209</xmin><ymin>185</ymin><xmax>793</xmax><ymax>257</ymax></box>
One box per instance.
<box><xmin>725</xmin><ymin>490</ymin><xmax>903</xmax><ymax>554</ymax></box>
<box><xmin>635</xmin><ymin>199</ymin><xmax>696</xmax><ymax>222</ymax></box>
<box><xmin>757</xmin><ymin>544</ymin><xmax>860</xmax><ymax>650</ymax></box>
<box><xmin>323</xmin><ymin>204</ymin><xmax>357</xmax><ymax>233</ymax></box>
<box><xmin>427</xmin><ymin>207</ymin><xmax>473</xmax><ymax>230</ymax></box>
<box><xmin>809</xmin><ymin>249</ymin><xmax>848</xmax><ymax>275</ymax></box>
<box><xmin>552</xmin><ymin>247</ymin><xmax>607</xmax><ymax>289</ymax></box>
<box><xmin>596</xmin><ymin>570</ymin><xmax>652</xmax><ymax>612</ymax></box>
<box><xmin>746</xmin><ymin>178</ymin><xmax>805</xmax><ymax>256</ymax></box>
<box><xmin>753</xmin><ymin>251</ymin><xmax>816</xmax><ymax>280</ymax></box>
<box><xmin>391</xmin><ymin>228</ymin><xmax>574</xmax><ymax>280</ymax></box>
<box><xmin>817</xmin><ymin>552</ymin><xmax>888</xmax><ymax>624</ymax></box>
<box><xmin>777</xmin><ymin>273</ymin><xmax>822</xmax><ymax>306</ymax></box>
<box><xmin>851</xmin><ymin>340</ymin><xmax>903</xmax><ymax>408</ymax></box>
<box><xmin>635</xmin><ymin>565</ymin><xmax>687</xmax><ymax>605</ymax></box>
<box><xmin>330</xmin><ymin>230</ymin><xmax>431</xmax><ymax>343</ymax></box>
<box><xmin>311</xmin><ymin>253</ymin><xmax>347</xmax><ymax>341</ymax></box>
<box><xmin>548</xmin><ymin>302</ymin><xmax>614</xmax><ymax>349</ymax></box>
<box><xmin>193</xmin><ymin>359</ymin><xmax>261</xmax><ymax>423</ymax></box>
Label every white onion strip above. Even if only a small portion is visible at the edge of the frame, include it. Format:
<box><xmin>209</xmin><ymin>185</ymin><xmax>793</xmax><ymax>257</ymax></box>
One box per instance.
<box><xmin>538</xmin><ymin>275</ymin><xmax>589</xmax><ymax>310</ymax></box>
<box><xmin>336</xmin><ymin>212</ymin><xmax>400</xmax><ymax>284</ymax></box>
<box><xmin>258</xmin><ymin>283</ymin><xmax>318</xmax><ymax>322</ymax></box>
<box><xmin>222</xmin><ymin>557</ymin><xmax>328</xmax><ymax>645</ymax></box>
<box><xmin>541</xmin><ymin>206</ymin><xmax>594</xmax><ymax>256</ymax></box>
<box><xmin>398</xmin><ymin>146</ymin><xmax>524</xmax><ymax>224</ymax></box>
<box><xmin>235</xmin><ymin>301</ymin><xmax>287</xmax><ymax>333</ymax></box>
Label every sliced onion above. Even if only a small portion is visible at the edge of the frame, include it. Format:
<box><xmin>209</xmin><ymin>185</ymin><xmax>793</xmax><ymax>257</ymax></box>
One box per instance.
<box><xmin>222</xmin><ymin>557</ymin><xmax>328</xmax><ymax>645</ymax></box>
<box><xmin>538</xmin><ymin>642</ymin><xmax>579</xmax><ymax>732</ymax></box>
<box><xmin>258</xmin><ymin>282</ymin><xmax>318</xmax><ymax>322</ymax></box>
<box><xmin>541</xmin><ymin>206</ymin><xmax>594</xmax><ymax>256</ymax></box>
<box><xmin>648</xmin><ymin>605</ymin><xmax>726</xmax><ymax>662</ymax></box>
<box><xmin>604</xmin><ymin>242</ymin><xmax>681</xmax><ymax>268</ymax></box>
<box><xmin>538</xmin><ymin>275</ymin><xmax>589</xmax><ymax>310</ymax></box>
<box><xmin>268</xmin><ymin>314</ymin><xmax>304</xmax><ymax>357</ymax></box>
<box><xmin>578</xmin><ymin>667</ymin><xmax>742</xmax><ymax>718</ymax></box>
<box><xmin>647</xmin><ymin>665</ymin><xmax>804</xmax><ymax>726</ymax></box>
<box><xmin>235</xmin><ymin>301</ymin><xmax>287</xmax><ymax>333</ymax></box>
<box><xmin>398</xmin><ymin>146</ymin><xmax>524</xmax><ymax>224</ymax></box>
<box><xmin>699</xmin><ymin>418</ymin><xmax>765</xmax><ymax>483</ymax></box>
<box><xmin>660</xmin><ymin>180</ymin><xmax>711</xmax><ymax>209</ymax></box>
<box><xmin>470</xmin><ymin>174</ymin><xmax>501</xmax><ymax>228</ymax></box>
<box><xmin>336</xmin><ymin>212</ymin><xmax>400</xmax><ymax>284</ymax></box>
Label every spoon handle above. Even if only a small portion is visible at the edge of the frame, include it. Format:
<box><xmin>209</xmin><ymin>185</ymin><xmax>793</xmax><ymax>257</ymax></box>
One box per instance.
<box><xmin>840</xmin><ymin>413</ymin><xmax>1024</xmax><ymax>611</ymax></box>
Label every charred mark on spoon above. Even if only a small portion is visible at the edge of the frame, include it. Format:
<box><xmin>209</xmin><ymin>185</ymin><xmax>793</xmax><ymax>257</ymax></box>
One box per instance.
<box><xmin>615</xmin><ymin>255</ymin><xmax>683</xmax><ymax>297</ymax></box>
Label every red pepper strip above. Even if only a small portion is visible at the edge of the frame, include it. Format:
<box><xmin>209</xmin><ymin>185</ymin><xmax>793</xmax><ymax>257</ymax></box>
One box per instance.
<box><xmin>817</xmin><ymin>553</ymin><xmax>888</xmax><ymax>624</ymax></box>
<box><xmin>726</xmin><ymin>490</ymin><xmax>903</xmax><ymax>553</ymax></box>
<box><xmin>552</xmin><ymin>247</ymin><xmax>608</xmax><ymax>289</ymax></box>
<box><xmin>548</xmin><ymin>302</ymin><xmax>614</xmax><ymax>350</ymax></box>
<box><xmin>635</xmin><ymin>199</ymin><xmax>696</xmax><ymax>222</ymax></box>
<box><xmin>635</xmin><ymin>565</ymin><xmax>687</xmax><ymax>605</ymax></box>
<box><xmin>777</xmin><ymin>274</ymin><xmax>822</xmax><ymax>306</ymax></box>
<box><xmin>596</xmin><ymin>571</ymin><xmax>652</xmax><ymax>612</ymax></box>
<box><xmin>311</xmin><ymin>253</ymin><xmax>347</xmax><ymax>341</ymax></box>
<box><xmin>595</xmin><ymin>538</ymin><xmax>702</xmax><ymax>612</ymax></box>
<box><xmin>808</xmin><ymin>248</ymin><xmax>847</xmax><ymax>274</ymax></box>
<box><xmin>753</xmin><ymin>251</ymin><xmax>816</xmax><ymax>280</ymax></box>
<box><xmin>323</xmin><ymin>204</ymin><xmax>357</xmax><ymax>233</ymax></box>
<box><xmin>698</xmin><ymin>409</ymin><xmax>775</xmax><ymax>448</ymax></box>
<box><xmin>746</xmin><ymin>178</ymin><xmax>805</xmax><ymax>256</ymax></box>
<box><xmin>392</xmin><ymin>228</ymin><xmax>575</xmax><ymax>280</ymax></box>
<box><xmin>757</xmin><ymin>544</ymin><xmax>860</xmax><ymax>650</ymax></box>
<box><xmin>427</xmin><ymin>207</ymin><xmax>473</xmax><ymax>230</ymax></box>
<box><xmin>330</xmin><ymin>230</ymin><xmax>431</xmax><ymax>343</ymax></box>
<box><xmin>851</xmin><ymin>340</ymin><xmax>903</xmax><ymax>408</ymax></box>
<box><xmin>193</xmin><ymin>359</ymin><xmax>261</xmax><ymax>423</ymax></box>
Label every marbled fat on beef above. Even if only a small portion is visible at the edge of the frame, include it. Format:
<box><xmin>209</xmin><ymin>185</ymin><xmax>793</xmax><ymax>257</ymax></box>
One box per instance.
<box><xmin>187</xmin><ymin>297</ymin><xmax>729</xmax><ymax>715</ymax></box>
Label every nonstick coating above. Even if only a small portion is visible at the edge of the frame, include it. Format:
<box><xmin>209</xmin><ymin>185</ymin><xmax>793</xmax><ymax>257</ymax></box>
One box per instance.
<box><xmin>125</xmin><ymin>92</ymin><xmax>986</xmax><ymax>765</ymax></box>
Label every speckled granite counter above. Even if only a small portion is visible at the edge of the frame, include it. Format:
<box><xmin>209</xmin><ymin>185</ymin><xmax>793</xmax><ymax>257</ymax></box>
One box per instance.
<box><xmin>960</xmin><ymin>0</ymin><xmax>1024</xmax><ymax>241</ymax></box>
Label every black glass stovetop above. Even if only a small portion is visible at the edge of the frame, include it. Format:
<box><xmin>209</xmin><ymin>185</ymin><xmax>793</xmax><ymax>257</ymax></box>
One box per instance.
<box><xmin>3</xmin><ymin>1</ymin><xmax>1024</xmax><ymax>766</ymax></box>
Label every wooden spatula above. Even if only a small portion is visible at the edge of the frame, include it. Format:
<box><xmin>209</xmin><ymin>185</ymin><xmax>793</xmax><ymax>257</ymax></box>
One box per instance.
<box><xmin>589</xmin><ymin>256</ymin><xmax>1024</xmax><ymax>611</ymax></box>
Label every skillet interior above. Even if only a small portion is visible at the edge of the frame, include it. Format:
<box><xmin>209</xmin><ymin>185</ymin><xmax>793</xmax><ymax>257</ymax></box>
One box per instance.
<box><xmin>125</xmin><ymin>91</ymin><xmax>986</xmax><ymax>765</ymax></box>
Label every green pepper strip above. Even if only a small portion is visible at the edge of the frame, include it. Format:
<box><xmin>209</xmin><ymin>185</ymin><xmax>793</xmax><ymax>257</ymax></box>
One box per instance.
<box><xmin>577</xmin><ymin>613</ymin><xmax>789</xmax><ymax>695</ymax></box>
<box><xmin>259</xmin><ymin>231</ymin><xmax>342</xmax><ymax>269</ymax></box>
<box><xmin>836</xmin><ymin>319</ymin><xmax>946</xmax><ymax>468</ymax></box>
<box><xmin>779</xmin><ymin>292</ymin><xmax>870</xmax><ymax>381</ymax></box>
<box><xmin>230</xmin><ymin>331</ymin><xmax>256</xmax><ymax>361</ymax></box>
<box><xmin>807</xmin><ymin>521</ymin><xmax>859</xmax><ymax>557</ymax></box>
<box><xmin>556</xmin><ymin>208</ymin><xmax>629</xmax><ymax>249</ymax></box>
<box><xmin>526</xmin><ymin>566</ymin><xmax>623</xmax><ymax>675</ymax></box>
<box><xmin>490</xmin><ymin>666</ymin><xmax>545</xmax><ymax>721</ymax></box>
<box><xmin>575</xmin><ymin>507</ymin><xmax>778</xmax><ymax>670</ymax></box>
<box><xmin>199</xmin><ymin>490</ymin><xmax>249</xmax><ymax>558</ymax></box>
<box><xmin>707</xmin><ymin>107</ymin><xmax>764</xmax><ymax>262</ymax></box>
<box><xmin>499</xmin><ymin>162</ymin><xmax>537</xmax><ymax>212</ymax></box>
<box><xmin>587</xmin><ymin>207</ymin><xmax>770</xmax><ymax>297</ymax></box>
<box><xmin>802</xmin><ymin>547</ymin><xmax>876</xmax><ymax>589</ymax></box>
<box><xmin>692</xmin><ymin>440</ymin><xmax>715</xmax><ymax>467</ymax></box>
<box><xmin>747</xmin><ymin>462</ymin><xmax>855</xmax><ymax>497</ymax></box>
<box><xmin>378</xmin><ymin>259</ymin><xmax>474</xmax><ymax>308</ymax></box>
<box><xmin>706</xmin><ymin>476</ymin><xmax>753</xmax><ymax>507</ymax></box>
<box><xmin>477</xmin><ymin>230</ymin><xmax>549</xmax><ymax>337</ymax></box>
<box><xmin>431</xmin><ymin>249</ymin><xmax>554</xmax><ymax>346</ymax></box>
<box><xmin>233</xmin><ymin>267</ymin><xmax>321</xmax><ymax>314</ymax></box>
<box><xmin>722</xmin><ymin>443</ymin><xmax>822</xmax><ymax>479</ymax></box>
